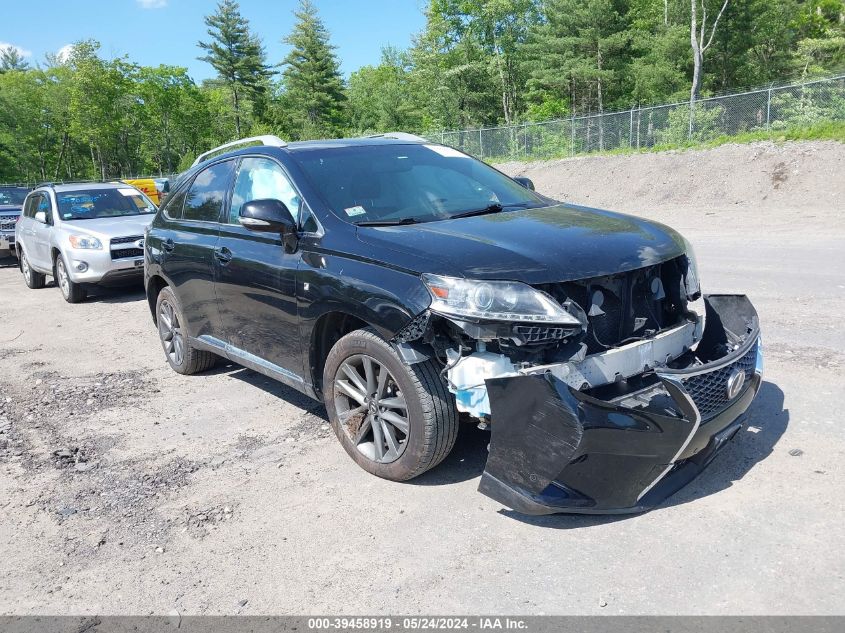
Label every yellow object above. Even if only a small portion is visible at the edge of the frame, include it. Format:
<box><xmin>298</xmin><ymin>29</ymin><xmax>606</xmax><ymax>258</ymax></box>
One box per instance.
<box><xmin>121</xmin><ymin>179</ymin><xmax>160</xmax><ymax>205</ymax></box>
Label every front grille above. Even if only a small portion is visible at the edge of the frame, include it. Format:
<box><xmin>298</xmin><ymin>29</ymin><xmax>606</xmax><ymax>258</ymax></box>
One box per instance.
<box><xmin>513</xmin><ymin>325</ymin><xmax>571</xmax><ymax>343</ymax></box>
<box><xmin>111</xmin><ymin>248</ymin><xmax>143</xmax><ymax>260</ymax></box>
<box><xmin>111</xmin><ymin>235</ymin><xmax>144</xmax><ymax>245</ymax></box>
<box><xmin>0</xmin><ymin>217</ymin><xmax>17</xmax><ymax>232</ymax></box>
<box><xmin>680</xmin><ymin>341</ymin><xmax>758</xmax><ymax>419</ymax></box>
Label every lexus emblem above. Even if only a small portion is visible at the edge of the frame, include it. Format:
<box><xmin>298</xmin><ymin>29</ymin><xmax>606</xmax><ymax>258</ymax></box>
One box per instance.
<box><xmin>725</xmin><ymin>370</ymin><xmax>746</xmax><ymax>400</ymax></box>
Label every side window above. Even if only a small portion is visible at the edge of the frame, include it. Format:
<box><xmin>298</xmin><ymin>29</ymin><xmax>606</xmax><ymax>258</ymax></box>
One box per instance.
<box><xmin>23</xmin><ymin>195</ymin><xmax>36</xmax><ymax>218</ymax></box>
<box><xmin>229</xmin><ymin>157</ymin><xmax>301</xmax><ymax>225</ymax></box>
<box><xmin>183</xmin><ymin>160</ymin><xmax>234</xmax><ymax>223</ymax></box>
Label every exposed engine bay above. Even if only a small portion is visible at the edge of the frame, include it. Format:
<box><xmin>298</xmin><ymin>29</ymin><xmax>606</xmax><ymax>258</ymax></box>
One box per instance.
<box><xmin>394</xmin><ymin>254</ymin><xmax>705</xmax><ymax>420</ymax></box>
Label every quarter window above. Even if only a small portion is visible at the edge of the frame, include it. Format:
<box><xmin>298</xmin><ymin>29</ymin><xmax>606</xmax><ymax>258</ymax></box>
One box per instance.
<box><xmin>183</xmin><ymin>160</ymin><xmax>234</xmax><ymax>223</ymax></box>
<box><xmin>230</xmin><ymin>157</ymin><xmax>301</xmax><ymax>225</ymax></box>
<box><xmin>162</xmin><ymin>189</ymin><xmax>187</xmax><ymax>220</ymax></box>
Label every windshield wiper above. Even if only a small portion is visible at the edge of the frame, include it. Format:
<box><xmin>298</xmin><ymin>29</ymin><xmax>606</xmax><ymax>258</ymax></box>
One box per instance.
<box><xmin>448</xmin><ymin>203</ymin><xmax>503</xmax><ymax>220</ymax></box>
<box><xmin>448</xmin><ymin>201</ymin><xmax>540</xmax><ymax>220</ymax></box>
<box><xmin>354</xmin><ymin>217</ymin><xmax>420</xmax><ymax>227</ymax></box>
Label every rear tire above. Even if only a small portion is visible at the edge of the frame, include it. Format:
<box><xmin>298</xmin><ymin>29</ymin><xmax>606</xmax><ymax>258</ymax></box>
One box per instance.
<box><xmin>323</xmin><ymin>328</ymin><xmax>459</xmax><ymax>481</ymax></box>
<box><xmin>20</xmin><ymin>250</ymin><xmax>46</xmax><ymax>289</ymax></box>
<box><xmin>55</xmin><ymin>255</ymin><xmax>87</xmax><ymax>303</ymax></box>
<box><xmin>155</xmin><ymin>285</ymin><xmax>216</xmax><ymax>375</ymax></box>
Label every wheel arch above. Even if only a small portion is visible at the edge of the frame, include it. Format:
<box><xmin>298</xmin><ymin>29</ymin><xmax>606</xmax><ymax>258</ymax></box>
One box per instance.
<box><xmin>145</xmin><ymin>274</ymin><xmax>169</xmax><ymax>324</ymax></box>
<box><xmin>309</xmin><ymin>311</ymin><xmax>371</xmax><ymax>396</ymax></box>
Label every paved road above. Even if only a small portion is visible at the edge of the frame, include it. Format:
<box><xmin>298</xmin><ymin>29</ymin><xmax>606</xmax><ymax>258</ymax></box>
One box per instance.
<box><xmin>0</xmin><ymin>220</ymin><xmax>843</xmax><ymax>615</ymax></box>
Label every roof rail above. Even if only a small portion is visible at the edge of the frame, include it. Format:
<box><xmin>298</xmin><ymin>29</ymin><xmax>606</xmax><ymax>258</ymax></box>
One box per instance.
<box><xmin>191</xmin><ymin>135</ymin><xmax>288</xmax><ymax>168</ymax></box>
<box><xmin>34</xmin><ymin>180</ymin><xmax>105</xmax><ymax>188</ymax></box>
<box><xmin>367</xmin><ymin>132</ymin><xmax>428</xmax><ymax>142</ymax></box>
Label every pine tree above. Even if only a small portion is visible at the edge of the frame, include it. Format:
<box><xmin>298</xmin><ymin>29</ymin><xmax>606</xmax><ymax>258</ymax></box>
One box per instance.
<box><xmin>522</xmin><ymin>0</ymin><xmax>630</xmax><ymax>118</ymax></box>
<box><xmin>280</xmin><ymin>0</ymin><xmax>346</xmax><ymax>139</ymax></box>
<box><xmin>198</xmin><ymin>0</ymin><xmax>273</xmax><ymax>137</ymax></box>
<box><xmin>0</xmin><ymin>47</ymin><xmax>30</xmax><ymax>72</ymax></box>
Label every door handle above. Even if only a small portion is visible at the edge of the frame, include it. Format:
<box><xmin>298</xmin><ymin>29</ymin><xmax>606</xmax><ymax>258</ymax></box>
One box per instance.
<box><xmin>161</xmin><ymin>238</ymin><xmax>175</xmax><ymax>252</ymax></box>
<box><xmin>214</xmin><ymin>246</ymin><xmax>233</xmax><ymax>264</ymax></box>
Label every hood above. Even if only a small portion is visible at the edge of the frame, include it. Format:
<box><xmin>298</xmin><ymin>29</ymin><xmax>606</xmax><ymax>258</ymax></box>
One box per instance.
<box><xmin>355</xmin><ymin>203</ymin><xmax>687</xmax><ymax>284</ymax></box>
<box><xmin>59</xmin><ymin>215</ymin><xmax>153</xmax><ymax>240</ymax></box>
<box><xmin>0</xmin><ymin>204</ymin><xmax>22</xmax><ymax>216</ymax></box>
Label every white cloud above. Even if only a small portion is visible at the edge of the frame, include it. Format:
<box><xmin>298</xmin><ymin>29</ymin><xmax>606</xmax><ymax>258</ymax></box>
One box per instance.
<box><xmin>0</xmin><ymin>42</ymin><xmax>33</xmax><ymax>58</ymax></box>
<box><xmin>56</xmin><ymin>44</ymin><xmax>75</xmax><ymax>63</ymax></box>
<box><xmin>137</xmin><ymin>0</ymin><xmax>168</xmax><ymax>8</ymax></box>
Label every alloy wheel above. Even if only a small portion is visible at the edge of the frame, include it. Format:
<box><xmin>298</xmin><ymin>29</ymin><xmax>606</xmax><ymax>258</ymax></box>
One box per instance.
<box><xmin>22</xmin><ymin>253</ymin><xmax>31</xmax><ymax>284</ymax></box>
<box><xmin>334</xmin><ymin>354</ymin><xmax>410</xmax><ymax>464</ymax></box>
<box><xmin>56</xmin><ymin>258</ymin><xmax>70</xmax><ymax>298</ymax></box>
<box><xmin>158</xmin><ymin>299</ymin><xmax>185</xmax><ymax>367</ymax></box>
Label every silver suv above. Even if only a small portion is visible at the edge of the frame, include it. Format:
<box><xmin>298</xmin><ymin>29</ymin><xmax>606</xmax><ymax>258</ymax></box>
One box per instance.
<box><xmin>16</xmin><ymin>182</ymin><xmax>157</xmax><ymax>302</ymax></box>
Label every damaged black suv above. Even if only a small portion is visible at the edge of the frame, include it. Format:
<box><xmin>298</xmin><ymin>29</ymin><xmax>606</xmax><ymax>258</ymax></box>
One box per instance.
<box><xmin>144</xmin><ymin>133</ymin><xmax>762</xmax><ymax>515</ymax></box>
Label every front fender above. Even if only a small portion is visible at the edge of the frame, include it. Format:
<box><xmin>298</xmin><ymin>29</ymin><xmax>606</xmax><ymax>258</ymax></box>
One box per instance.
<box><xmin>298</xmin><ymin>250</ymin><xmax>431</xmax><ymax>340</ymax></box>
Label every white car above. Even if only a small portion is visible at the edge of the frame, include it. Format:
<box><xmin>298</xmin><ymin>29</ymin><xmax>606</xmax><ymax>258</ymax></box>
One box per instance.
<box><xmin>16</xmin><ymin>182</ymin><xmax>157</xmax><ymax>302</ymax></box>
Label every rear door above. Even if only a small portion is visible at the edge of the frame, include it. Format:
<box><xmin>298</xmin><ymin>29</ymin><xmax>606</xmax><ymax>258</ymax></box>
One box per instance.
<box><xmin>157</xmin><ymin>159</ymin><xmax>235</xmax><ymax>342</ymax></box>
<box><xmin>214</xmin><ymin>155</ymin><xmax>305</xmax><ymax>383</ymax></box>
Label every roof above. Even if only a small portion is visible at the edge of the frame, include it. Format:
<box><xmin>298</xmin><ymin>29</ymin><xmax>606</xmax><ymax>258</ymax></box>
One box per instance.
<box><xmin>36</xmin><ymin>182</ymin><xmax>134</xmax><ymax>193</ymax></box>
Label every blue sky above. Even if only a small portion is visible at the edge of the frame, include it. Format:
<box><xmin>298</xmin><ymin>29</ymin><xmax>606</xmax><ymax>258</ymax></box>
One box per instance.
<box><xmin>0</xmin><ymin>0</ymin><xmax>428</xmax><ymax>79</ymax></box>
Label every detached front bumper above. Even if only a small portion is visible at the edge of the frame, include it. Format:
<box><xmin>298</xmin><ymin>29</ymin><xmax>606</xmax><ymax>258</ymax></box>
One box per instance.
<box><xmin>479</xmin><ymin>294</ymin><xmax>763</xmax><ymax>515</ymax></box>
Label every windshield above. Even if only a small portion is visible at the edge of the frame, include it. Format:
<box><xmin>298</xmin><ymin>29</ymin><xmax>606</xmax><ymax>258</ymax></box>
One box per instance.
<box><xmin>292</xmin><ymin>143</ymin><xmax>545</xmax><ymax>224</ymax></box>
<box><xmin>0</xmin><ymin>187</ymin><xmax>28</xmax><ymax>206</ymax></box>
<box><xmin>57</xmin><ymin>188</ymin><xmax>157</xmax><ymax>221</ymax></box>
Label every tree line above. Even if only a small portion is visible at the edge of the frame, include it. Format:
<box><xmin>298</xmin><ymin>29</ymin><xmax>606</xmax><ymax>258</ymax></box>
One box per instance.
<box><xmin>1</xmin><ymin>0</ymin><xmax>844</xmax><ymax>183</ymax></box>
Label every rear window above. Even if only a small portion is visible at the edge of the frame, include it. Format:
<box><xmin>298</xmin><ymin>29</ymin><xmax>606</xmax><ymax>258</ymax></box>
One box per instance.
<box><xmin>56</xmin><ymin>188</ymin><xmax>156</xmax><ymax>221</ymax></box>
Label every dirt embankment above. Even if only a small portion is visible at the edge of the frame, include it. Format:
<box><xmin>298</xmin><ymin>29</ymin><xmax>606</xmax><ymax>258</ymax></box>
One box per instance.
<box><xmin>498</xmin><ymin>140</ymin><xmax>845</xmax><ymax>232</ymax></box>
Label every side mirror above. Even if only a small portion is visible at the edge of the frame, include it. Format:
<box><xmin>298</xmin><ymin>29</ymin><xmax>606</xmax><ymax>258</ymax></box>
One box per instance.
<box><xmin>34</xmin><ymin>211</ymin><xmax>47</xmax><ymax>224</ymax></box>
<box><xmin>513</xmin><ymin>177</ymin><xmax>535</xmax><ymax>191</ymax></box>
<box><xmin>239</xmin><ymin>199</ymin><xmax>297</xmax><ymax>234</ymax></box>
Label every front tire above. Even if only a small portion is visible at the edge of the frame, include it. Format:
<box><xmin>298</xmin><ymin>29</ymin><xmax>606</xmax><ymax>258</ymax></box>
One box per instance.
<box><xmin>155</xmin><ymin>286</ymin><xmax>216</xmax><ymax>375</ymax></box>
<box><xmin>323</xmin><ymin>328</ymin><xmax>459</xmax><ymax>481</ymax></box>
<box><xmin>20</xmin><ymin>250</ymin><xmax>46</xmax><ymax>289</ymax></box>
<box><xmin>55</xmin><ymin>256</ymin><xmax>87</xmax><ymax>303</ymax></box>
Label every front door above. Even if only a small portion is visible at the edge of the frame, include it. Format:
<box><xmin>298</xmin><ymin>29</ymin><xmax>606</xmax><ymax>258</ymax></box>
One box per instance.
<box><xmin>214</xmin><ymin>155</ymin><xmax>304</xmax><ymax>385</ymax></box>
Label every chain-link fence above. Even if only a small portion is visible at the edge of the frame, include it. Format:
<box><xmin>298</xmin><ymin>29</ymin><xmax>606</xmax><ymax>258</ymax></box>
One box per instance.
<box><xmin>432</xmin><ymin>74</ymin><xmax>845</xmax><ymax>162</ymax></box>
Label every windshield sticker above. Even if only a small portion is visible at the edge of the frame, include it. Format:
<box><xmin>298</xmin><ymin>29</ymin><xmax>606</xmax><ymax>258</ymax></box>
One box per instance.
<box><xmin>118</xmin><ymin>188</ymin><xmax>140</xmax><ymax>197</ymax></box>
<box><xmin>344</xmin><ymin>205</ymin><xmax>367</xmax><ymax>217</ymax></box>
<box><xmin>424</xmin><ymin>144</ymin><xmax>465</xmax><ymax>158</ymax></box>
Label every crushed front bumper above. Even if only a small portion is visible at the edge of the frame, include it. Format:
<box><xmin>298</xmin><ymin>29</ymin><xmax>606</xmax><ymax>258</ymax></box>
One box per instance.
<box><xmin>478</xmin><ymin>295</ymin><xmax>763</xmax><ymax>515</ymax></box>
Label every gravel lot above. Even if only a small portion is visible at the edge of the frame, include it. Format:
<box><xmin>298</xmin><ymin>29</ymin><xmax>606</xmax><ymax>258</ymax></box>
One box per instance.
<box><xmin>1</xmin><ymin>141</ymin><xmax>843</xmax><ymax>615</ymax></box>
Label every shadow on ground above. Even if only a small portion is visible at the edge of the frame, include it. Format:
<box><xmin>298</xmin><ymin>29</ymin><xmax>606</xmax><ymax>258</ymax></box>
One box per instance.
<box><xmin>84</xmin><ymin>284</ymin><xmax>146</xmax><ymax>304</ymax></box>
<box><xmin>212</xmin><ymin>363</ymin><xmax>328</xmax><ymax>420</ymax></box>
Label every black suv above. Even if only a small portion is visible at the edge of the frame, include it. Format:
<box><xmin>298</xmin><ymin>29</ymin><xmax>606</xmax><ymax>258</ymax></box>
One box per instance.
<box><xmin>145</xmin><ymin>134</ymin><xmax>762</xmax><ymax>515</ymax></box>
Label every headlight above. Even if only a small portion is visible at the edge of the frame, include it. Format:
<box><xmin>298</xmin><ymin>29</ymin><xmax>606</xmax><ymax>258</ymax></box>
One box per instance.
<box><xmin>68</xmin><ymin>235</ymin><xmax>102</xmax><ymax>250</ymax></box>
<box><xmin>422</xmin><ymin>274</ymin><xmax>582</xmax><ymax>325</ymax></box>
<box><xmin>682</xmin><ymin>237</ymin><xmax>701</xmax><ymax>300</ymax></box>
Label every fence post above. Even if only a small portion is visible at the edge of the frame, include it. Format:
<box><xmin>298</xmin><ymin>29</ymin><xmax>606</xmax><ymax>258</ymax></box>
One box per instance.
<box><xmin>629</xmin><ymin>106</ymin><xmax>634</xmax><ymax>148</ymax></box>
<box><xmin>478</xmin><ymin>129</ymin><xmax>483</xmax><ymax>159</ymax></box>
<box><xmin>766</xmin><ymin>87</ymin><xmax>773</xmax><ymax>131</ymax></box>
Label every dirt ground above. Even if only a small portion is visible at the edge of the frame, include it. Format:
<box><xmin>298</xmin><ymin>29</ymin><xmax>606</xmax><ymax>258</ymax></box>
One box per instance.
<box><xmin>1</xmin><ymin>140</ymin><xmax>843</xmax><ymax>615</ymax></box>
